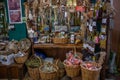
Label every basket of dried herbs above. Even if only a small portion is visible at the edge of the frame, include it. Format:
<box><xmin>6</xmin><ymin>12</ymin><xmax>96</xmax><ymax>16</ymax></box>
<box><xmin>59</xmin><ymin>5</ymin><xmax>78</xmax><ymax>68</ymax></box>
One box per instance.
<box><xmin>25</xmin><ymin>55</ymin><xmax>42</xmax><ymax>80</ymax></box>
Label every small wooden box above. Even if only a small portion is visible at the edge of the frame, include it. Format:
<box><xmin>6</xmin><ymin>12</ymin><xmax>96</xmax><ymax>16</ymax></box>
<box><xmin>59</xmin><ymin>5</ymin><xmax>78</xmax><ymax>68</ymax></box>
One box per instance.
<box><xmin>0</xmin><ymin>63</ymin><xmax>26</xmax><ymax>79</ymax></box>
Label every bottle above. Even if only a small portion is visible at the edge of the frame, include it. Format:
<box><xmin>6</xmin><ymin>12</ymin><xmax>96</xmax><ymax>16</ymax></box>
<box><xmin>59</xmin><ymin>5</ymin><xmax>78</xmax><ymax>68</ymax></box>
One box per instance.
<box><xmin>70</xmin><ymin>33</ymin><xmax>75</xmax><ymax>44</ymax></box>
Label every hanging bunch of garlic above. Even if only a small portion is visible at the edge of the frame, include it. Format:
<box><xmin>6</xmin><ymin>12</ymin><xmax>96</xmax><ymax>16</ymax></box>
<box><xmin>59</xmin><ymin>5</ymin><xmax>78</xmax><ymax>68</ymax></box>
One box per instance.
<box><xmin>32</xmin><ymin>0</ymin><xmax>39</xmax><ymax>21</ymax></box>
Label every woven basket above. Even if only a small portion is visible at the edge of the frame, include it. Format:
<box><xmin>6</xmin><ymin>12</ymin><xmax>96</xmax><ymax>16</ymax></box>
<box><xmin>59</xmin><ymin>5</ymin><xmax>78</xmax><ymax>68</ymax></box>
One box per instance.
<box><xmin>28</xmin><ymin>67</ymin><xmax>40</xmax><ymax>80</ymax></box>
<box><xmin>26</xmin><ymin>55</ymin><xmax>42</xmax><ymax>80</ymax></box>
<box><xmin>58</xmin><ymin>68</ymin><xmax>65</xmax><ymax>78</ymax></box>
<box><xmin>18</xmin><ymin>38</ymin><xmax>31</xmax><ymax>53</ymax></box>
<box><xmin>14</xmin><ymin>53</ymin><xmax>28</xmax><ymax>64</ymax></box>
<box><xmin>53</xmin><ymin>38</ymin><xmax>68</xmax><ymax>44</ymax></box>
<box><xmin>80</xmin><ymin>62</ymin><xmax>102</xmax><ymax>80</ymax></box>
<box><xmin>39</xmin><ymin>63</ymin><xmax>58</xmax><ymax>80</ymax></box>
<box><xmin>64</xmin><ymin>63</ymin><xmax>80</xmax><ymax>78</ymax></box>
<box><xmin>55</xmin><ymin>59</ymin><xmax>65</xmax><ymax>78</ymax></box>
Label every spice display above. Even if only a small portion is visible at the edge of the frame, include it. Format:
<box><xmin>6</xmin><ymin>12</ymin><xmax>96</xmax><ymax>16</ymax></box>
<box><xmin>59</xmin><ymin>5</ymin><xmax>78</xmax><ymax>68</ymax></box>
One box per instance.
<box><xmin>0</xmin><ymin>0</ymin><xmax>116</xmax><ymax>79</ymax></box>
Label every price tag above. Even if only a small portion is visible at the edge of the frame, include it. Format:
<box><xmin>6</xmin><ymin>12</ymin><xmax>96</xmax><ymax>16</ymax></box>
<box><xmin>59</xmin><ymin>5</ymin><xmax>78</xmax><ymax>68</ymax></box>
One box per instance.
<box><xmin>102</xmin><ymin>18</ymin><xmax>107</xmax><ymax>24</ymax></box>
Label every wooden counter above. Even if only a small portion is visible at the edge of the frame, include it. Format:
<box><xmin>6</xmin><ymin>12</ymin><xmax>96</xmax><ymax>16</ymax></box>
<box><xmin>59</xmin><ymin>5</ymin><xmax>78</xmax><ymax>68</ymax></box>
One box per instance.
<box><xmin>33</xmin><ymin>43</ymin><xmax>83</xmax><ymax>49</ymax></box>
<box><xmin>0</xmin><ymin>63</ymin><xmax>26</xmax><ymax>79</ymax></box>
<box><xmin>32</xmin><ymin>43</ymin><xmax>83</xmax><ymax>61</ymax></box>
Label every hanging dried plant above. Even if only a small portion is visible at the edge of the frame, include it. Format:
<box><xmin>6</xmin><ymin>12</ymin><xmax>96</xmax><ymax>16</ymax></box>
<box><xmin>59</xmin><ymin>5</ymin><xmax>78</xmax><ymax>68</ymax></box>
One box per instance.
<box><xmin>32</xmin><ymin>0</ymin><xmax>39</xmax><ymax>23</ymax></box>
<box><xmin>24</xmin><ymin>2</ymin><xmax>29</xmax><ymax>19</ymax></box>
<box><xmin>83</xmin><ymin>0</ymin><xmax>90</xmax><ymax>7</ymax></box>
<box><xmin>106</xmin><ymin>2</ymin><xmax>115</xmax><ymax>16</ymax></box>
<box><xmin>60</xmin><ymin>0</ymin><xmax>67</xmax><ymax>6</ymax></box>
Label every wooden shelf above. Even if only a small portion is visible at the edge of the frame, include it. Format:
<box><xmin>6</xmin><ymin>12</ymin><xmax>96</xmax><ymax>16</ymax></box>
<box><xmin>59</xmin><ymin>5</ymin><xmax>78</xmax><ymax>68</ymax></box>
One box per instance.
<box><xmin>33</xmin><ymin>43</ymin><xmax>83</xmax><ymax>49</ymax></box>
<box><xmin>0</xmin><ymin>63</ymin><xmax>26</xmax><ymax>79</ymax></box>
<box><xmin>0</xmin><ymin>63</ymin><xmax>23</xmax><ymax>67</ymax></box>
<box><xmin>33</xmin><ymin>43</ymin><xmax>83</xmax><ymax>61</ymax></box>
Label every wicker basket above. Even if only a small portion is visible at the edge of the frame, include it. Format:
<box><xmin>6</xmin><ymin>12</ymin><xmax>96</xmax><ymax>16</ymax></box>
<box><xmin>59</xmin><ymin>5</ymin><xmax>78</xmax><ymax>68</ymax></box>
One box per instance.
<box><xmin>64</xmin><ymin>63</ymin><xmax>80</xmax><ymax>78</ymax></box>
<box><xmin>27</xmin><ymin>67</ymin><xmax>40</xmax><ymax>80</ymax></box>
<box><xmin>18</xmin><ymin>38</ymin><xmax>31</xmax><ymax>53</ymax></box>
<box><xmin>26</xmin><ymin>55</ymin><xmax>42</xmax><ymax>80</ymax></box>
<box><xmin>55</xmin><ymin>59</ymin><xmax>65</xmax><ymax>78</ymax></box>
<box><xmin>14</xmin><ymin>53</ymin><xmax>28</xmax><ymax>64</ymax></box>
<box><xmin>39</xmin><ymin>63</ymin><xmax>58</xmax><ymax>80</ymax></box>
<box><xmin>80</xmin><ymin>62</ymin><xmax>102</xmax><ymax>80</ymax></box>
<box><xmin>53</xmin><ymin>38</ymin><xmax>68</xmax><ymax>44</ymax></box>
<box><xmin>58</xmin><ymin>68</ymin><xmax>65</xmax><ymax>78</ymax></box>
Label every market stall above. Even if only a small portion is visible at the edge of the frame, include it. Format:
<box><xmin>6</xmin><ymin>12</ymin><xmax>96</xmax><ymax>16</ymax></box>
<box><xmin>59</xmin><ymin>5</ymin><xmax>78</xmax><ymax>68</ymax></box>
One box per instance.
<box><xmin>0</xmin><ymin>0</ymin><xmax>115</xmax><ymax>80</ymax></box>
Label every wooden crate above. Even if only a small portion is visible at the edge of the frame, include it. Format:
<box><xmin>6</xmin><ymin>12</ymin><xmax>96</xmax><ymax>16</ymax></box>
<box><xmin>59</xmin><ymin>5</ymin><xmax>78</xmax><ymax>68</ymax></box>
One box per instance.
<box><xmin>0</xmin><ymin>63</ymin><xmax>26</xmax><ymax>79</ymax></box>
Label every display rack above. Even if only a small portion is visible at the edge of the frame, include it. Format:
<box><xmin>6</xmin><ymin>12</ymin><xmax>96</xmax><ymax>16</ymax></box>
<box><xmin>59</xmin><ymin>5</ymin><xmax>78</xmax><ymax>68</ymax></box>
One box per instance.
<box><xmin>25</xmin><ymin>0</ymin><xmax>114</xmax><ymax>79</ymax></box>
